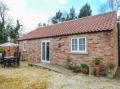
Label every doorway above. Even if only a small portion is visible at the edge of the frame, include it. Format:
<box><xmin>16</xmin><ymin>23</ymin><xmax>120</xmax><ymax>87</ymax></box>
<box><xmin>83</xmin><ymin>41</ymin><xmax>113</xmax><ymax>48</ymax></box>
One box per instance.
<box><xmin>41</xmin><ymin>40</ymin><xmax>50</xmax><ymax>63</ymax></box>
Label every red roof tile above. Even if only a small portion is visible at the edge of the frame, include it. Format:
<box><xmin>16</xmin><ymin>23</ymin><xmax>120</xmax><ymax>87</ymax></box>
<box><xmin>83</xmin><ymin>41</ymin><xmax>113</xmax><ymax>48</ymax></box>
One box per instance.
<box><xmin>19</xmin><ymin>12</ymin><xmax>117</xmax><ymax>41</ymax></box>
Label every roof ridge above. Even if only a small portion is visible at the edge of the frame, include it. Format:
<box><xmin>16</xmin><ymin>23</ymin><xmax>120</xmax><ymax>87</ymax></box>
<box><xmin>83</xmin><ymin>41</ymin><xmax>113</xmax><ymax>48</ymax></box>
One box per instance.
<box><xmin>35</xmin><ymin>11</ymin><xmax>116</xmax><ymax>30</ymax></box>
<box><xmin>19</xmin><ymin>11</ymin><xmax>116</xmax><ymax>41</ymax></box>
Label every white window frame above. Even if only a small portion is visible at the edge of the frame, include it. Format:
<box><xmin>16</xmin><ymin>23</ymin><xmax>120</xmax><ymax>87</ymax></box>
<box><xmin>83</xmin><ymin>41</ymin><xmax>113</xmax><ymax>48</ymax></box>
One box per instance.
<box><xmin>71</xmin><ymin>37</ymin><xmax>87</xmax><ymax>53</ymax></box>
<box><xmin>23</xmin><ymin>41</ymin><xmax>27</xmax><ymax>51</ymax></box>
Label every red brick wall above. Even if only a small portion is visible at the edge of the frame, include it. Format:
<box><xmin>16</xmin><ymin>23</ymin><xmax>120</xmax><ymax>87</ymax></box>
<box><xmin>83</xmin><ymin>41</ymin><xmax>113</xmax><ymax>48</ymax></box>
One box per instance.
<box><xmin>19</xmin><ymin>30</ymin><xmax>118</xmax><ymax>66</ymax></box>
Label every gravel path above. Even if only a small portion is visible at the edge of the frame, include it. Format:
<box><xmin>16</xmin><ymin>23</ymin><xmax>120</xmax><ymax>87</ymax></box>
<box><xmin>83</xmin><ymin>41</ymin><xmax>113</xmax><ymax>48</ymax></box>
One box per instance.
<box><xmin>0</xmin><ymin>62</ymin><xmax>119</xmax><ymax>89</ymax></box>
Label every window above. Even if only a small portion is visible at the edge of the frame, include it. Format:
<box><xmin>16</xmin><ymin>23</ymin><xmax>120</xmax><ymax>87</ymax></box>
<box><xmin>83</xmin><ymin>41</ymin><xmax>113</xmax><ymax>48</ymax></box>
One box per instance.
<box><xmin>71</xmin><ymin>37</ymin><xmax>87</xmax><ymax>53</ymax></box>
<box><xmin>23</xmin><ymin>41</ymin><xmax>27</xmax><ymax>51</ymax></box>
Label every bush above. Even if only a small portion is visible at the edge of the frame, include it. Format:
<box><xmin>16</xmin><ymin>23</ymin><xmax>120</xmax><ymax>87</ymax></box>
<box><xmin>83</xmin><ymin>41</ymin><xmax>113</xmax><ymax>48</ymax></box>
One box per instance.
<box><xmin>92</xmin><ymin>57</ymin><xmax>102</xmax><ymax>65</ymax></box>
<box><xmin>72</xmin><ymin>64</ymin><xmax>81</xmax><ymax>73</ymax></box>
<box><xmin>106</xmin><ymin>61</ymin><xmax>116</xmax><ymax>78</ymax></box>
<box><xmin>80</xmin><ymin>64</ymin><xmax>89</xmax><ymax>74</ymax></box>
<box><xmin>0</xmin><ymin>47</ymin><xmax>5</xmax><ymax>52</ymax></box>
<box><xmin>107</xmin><ymin>61</ymin><xmax>115</xmax><ymax>70</ymax></box>
<box><xmin>68</xmin><ymin>62</ymin><xmax>76</xmax><ymax>70</ymax></box>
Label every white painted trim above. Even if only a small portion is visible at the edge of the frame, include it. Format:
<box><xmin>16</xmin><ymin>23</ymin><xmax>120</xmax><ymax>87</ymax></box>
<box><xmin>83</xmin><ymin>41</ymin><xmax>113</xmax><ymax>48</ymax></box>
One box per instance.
<box><xmin>41</xmin><ymin>40</ymin><xmax>51</xmax><ymax>63</ymax></box>
<box><xmin>22</xmin><ymin>41</ymin><xmax>27</xmax><ymax>51</ymax></box>
<box><xmin>70</xmin><ymin>37</ymin><xmax>87</xmax><ymax>54</ymax></box>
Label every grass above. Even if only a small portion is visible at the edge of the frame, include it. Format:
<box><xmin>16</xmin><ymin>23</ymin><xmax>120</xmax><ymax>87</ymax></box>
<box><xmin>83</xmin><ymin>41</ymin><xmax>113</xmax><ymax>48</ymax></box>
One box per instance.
<box><xmin>0</xmin><ymin>62</ymin><xmax>49</xmax><ymax>89</ymax></box>
<box><xmin>0</xmin><ymin>76</ymin><xmax>47</xmax><ymax>89</ymax></box>
<box><xmin>0</xmin><ymin>62</ymin><xmax>119</xmax><ymax>89</ymax></box>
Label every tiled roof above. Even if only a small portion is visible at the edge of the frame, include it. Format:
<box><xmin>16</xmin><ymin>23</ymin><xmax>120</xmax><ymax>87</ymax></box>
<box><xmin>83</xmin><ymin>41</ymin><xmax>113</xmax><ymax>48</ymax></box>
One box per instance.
<box><xmin>19</xmin><ymin>12</ymin><xmax>117</xmax><ymax>41</ymax></box>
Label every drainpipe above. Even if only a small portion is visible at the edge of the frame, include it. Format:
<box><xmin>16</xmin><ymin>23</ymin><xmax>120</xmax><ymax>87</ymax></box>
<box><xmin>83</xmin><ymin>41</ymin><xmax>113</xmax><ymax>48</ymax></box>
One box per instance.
<box><xmin>117</xmin><ymin>20</ymin><xmax>120</xmax><ymax>66</ymax></box>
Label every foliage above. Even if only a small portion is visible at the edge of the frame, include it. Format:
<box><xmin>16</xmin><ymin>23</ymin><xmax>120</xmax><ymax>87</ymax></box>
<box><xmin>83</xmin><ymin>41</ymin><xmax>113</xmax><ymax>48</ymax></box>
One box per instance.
<box><xmin>99</xmin><ymin>0</ymin><xmax>120</xmax><ymax>14</ymax></box>
<box><xmin>0</xmin><ymin>46</ymin><xmax>5</xmax><ymax>52</ymax></box>
<box><xmin>78</xmin><ymin>3</ymin><xmax>92</xmax><ymax>18</ymax></box>
<box><xmin>8</xmin><ymin>20</ymin><xmax>21</xmax><ymax>43</ymax></box>
<box><xmin>67</xmin><ymin>7</ymin><xmax>76</xmax><ymax>20</ymax></box>
<box><xmin>0</xmin><ymin>1</ymin><xmax>22</xmax><ymax>44</ymax></box>
<box><xmin>68</xmin><ymin>62</ymin><xmax>76</xmax><ymax>70</ymax></box>
<box><xmin>92</xmin><ymin>57</ymin><xmax>102</xmax><ymax>65</ymax></box>
<box><xmin>67</xmin><ymin>58</ymin><xmax>81</xmax><ymax>73</ymax></box>
<box><xmin>0</xmin><ymin>1</ymin><xmax>8</xmax><ymax>43</ymax></box>
<box><xmin>107</xmin><ymin>0</ymin><xmax>120</xmax><ymax>11</ymax></box>
<box><xmin>51</xmin><ymin>10</ymin><xmax>65</xmax><ymax>24</ymax></box>
<box><xmin>51</xmin><ymin>4</ymin><xmax>92</xmax><ymax>24</ymax></box>
<box><xmin>80</xmin><ymin>64</ymin><xmax>89</xmax><ymax>74</ymax></box>
<box><xmin>107</xmin><ymin>61</ymin><xmax>115</xmax><ymax>70</ymax></box>
<box><xmin>72</xmin><ymin>64</ymin><xmax>81</xmax><ymax>73</ymax></box>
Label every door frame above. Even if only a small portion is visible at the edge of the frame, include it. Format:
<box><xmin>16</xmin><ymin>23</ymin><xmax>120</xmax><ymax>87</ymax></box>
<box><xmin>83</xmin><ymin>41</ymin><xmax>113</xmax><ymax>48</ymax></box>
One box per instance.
<box><xmin>41</xmin><ymin>40</ymin><xmax>51</xmax><ymax>63</ymax></box>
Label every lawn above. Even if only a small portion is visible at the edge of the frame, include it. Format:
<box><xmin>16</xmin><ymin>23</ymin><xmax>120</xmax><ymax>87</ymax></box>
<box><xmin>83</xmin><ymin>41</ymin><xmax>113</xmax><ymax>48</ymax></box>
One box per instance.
<box><xmin>0</xmin><ymin>62</ymin><xmax>120</xmax><ymax>89</ymax></box>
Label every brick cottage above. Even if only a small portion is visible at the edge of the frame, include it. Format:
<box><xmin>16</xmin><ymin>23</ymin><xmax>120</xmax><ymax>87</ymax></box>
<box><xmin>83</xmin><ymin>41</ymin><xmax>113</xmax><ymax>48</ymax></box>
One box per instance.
<box><xmin>18</xmin><ymin>12</ymin><xmax>120</xmax><ymax>67</ymax></box>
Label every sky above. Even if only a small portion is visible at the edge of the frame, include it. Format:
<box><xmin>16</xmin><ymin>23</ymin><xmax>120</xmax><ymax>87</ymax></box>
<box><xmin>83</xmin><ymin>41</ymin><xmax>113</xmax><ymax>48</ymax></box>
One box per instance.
<box><xmin>2</xmin><ymin>0</ymin><xmax>107</xmax><ymax>33</ymax></box>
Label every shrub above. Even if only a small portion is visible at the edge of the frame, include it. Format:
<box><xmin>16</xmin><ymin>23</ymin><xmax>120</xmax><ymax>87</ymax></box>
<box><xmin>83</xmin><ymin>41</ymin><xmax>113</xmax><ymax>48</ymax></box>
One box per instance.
<box><xmin>80</xmin><ymin>64</ymin><xmax>89</xmax><ymax>74</ymax></box>
<box><xmin>107</xmin><ymin>61</ymin><xmax>115</xmax><ymax>70</ymax></box>
<box><xmin>72</xmin><ymin>64</ymin><xmax>81</xmax><ymax>73</ymax></box>
<box><xmin>106</xmin><ymin>61</ymin><xmax>116</xmax><ymax>78</ymax></box>
<box><xmin>0</xmin><ymin>47</ymin><xmax>5</xmax><ymax>52</ymax></box>
<box><xmin>92</xmin><ymin>57</ymin><xmax>102</xmax><ymax>65</ymax></box>
<box><xmin>68</xmin><ymin>62</ymin><xmax>76</xmax><ymax>70</ymax></box>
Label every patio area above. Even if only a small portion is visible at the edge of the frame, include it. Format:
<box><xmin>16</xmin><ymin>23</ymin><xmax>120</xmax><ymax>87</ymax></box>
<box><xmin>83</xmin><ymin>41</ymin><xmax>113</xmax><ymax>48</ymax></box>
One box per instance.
<box><xmin>29</xmin><ymin>62</ymin><xmax>75</xmax><ymax>76</ymax></box>
<box><xmin>0</xmin><ymin>62</ymin><xmax>120</xmax><ymax>89</ymax></box>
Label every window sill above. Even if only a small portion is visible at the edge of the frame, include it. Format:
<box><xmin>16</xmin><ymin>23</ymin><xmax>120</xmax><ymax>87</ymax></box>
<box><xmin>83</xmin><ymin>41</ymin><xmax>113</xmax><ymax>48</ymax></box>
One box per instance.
<box><xmin>69</xmin><ymin>52</ymin><xmax>88</xmax><ymax>55</ymax></box>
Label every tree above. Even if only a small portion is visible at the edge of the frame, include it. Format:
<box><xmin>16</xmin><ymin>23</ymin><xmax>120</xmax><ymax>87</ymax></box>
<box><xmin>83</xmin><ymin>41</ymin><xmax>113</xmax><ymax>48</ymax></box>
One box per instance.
<box><xmin>8</xmin><ymin>20</ymin><xmax>21</xmax><ymax>43</ymax></box>
<box><xmin>78</xmin><ymin>3</ymin><xmax>92</xmax><ymax>18</ymax></box>
<box><xmin>65</xmin><ymin>14</ymin><xmax>70</xmax><ymax>21</ymax></box>
<box><xmin>108</xmin><ymin>0</ymin><xmax>120</xmax><ymax>11</ymax></box>
<box><xmin>99</xmin><ymin>0</ymin><xmax>120</xmax><ymax>13</ymax></box>
<box><xmin>68</xmin><ymin>7</ymin><xmax>76</xmax><ymax>20</ymax></box>
<box><xmin>0</xmin><ymin>1</ymin><xmax>8</xmax><ymax>43</ymax></box>
<box><xmin>0</xmin><ymin>1</ymin><xmax>22</xmax><ymax>43</ymax></box>
<box><xmin>13</xmin><ymin>20</ymin><xmax>21</xmax><ymax>43</ymax></box>
<box><xmin>51</xmin><ymin>10</ymin><xmax>64</xmax><ymax>24</ymax></box>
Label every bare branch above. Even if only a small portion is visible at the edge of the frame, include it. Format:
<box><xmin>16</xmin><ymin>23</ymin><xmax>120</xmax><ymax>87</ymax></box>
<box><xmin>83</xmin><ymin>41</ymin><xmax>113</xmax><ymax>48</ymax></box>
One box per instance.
<box><xmin>0</xmin><ymin>1</ymin><xmax>8</xmax><ymax>26</ymax></box>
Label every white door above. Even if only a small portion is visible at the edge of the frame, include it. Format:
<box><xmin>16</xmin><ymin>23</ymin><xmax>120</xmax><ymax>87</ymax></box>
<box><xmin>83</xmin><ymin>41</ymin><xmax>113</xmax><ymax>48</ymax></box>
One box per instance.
<box><xmin>41</xmin><ymin>40</ymin><xmax>50</xmax><ymax>63</ymax></box>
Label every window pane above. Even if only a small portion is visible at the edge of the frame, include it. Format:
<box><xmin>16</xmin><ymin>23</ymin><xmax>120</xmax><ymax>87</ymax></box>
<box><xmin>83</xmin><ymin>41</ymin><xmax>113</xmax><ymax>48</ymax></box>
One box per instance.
<box><xmin>79</xmin><ymin>38</ymin><xmax>85</xmax><ymax>44</ymax></box>
<box><xmin>42</xmin><ymin>43</ymin><xmax>45</xmax><ymax>60</ymax></box>
<box><xmin>72</xmin><ymin>45</ymin><xmax>74</xmax><ymax>50</ymax></box>
<box><xmin>79</xmin><ymin>45</ymin><xmax>85</xmax><ymax>51</ymax></box>
<box><xmin>46</xmin><ymin>42</ymin><xmax>50</xmax><ymax>61</ymax></box>
<box><xmin>79</xmin><ymin>38</ymin><xmax>85</xmax><ymax>51</ymax></box>
<box><xmin>72</xmin><ymin>39</ymin><xmax>77</xmax><ymax>45</ymax></box>
<box><xmin>72</xmin><ymin>39</ymin><xmax>77</xmax><ymax>51</ymax></box>
<box><xmin>72</xmin><ymin>44</ymin><xmax>77</xmax><ymax>51</ymax></box>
